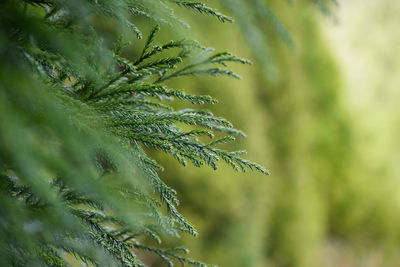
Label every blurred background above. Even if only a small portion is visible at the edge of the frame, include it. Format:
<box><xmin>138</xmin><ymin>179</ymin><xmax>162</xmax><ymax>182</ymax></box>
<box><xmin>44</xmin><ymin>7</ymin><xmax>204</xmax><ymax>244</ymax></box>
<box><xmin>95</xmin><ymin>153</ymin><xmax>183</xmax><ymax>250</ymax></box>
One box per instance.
<box><xmin>141</xmin><ymin>0</ymin><xmax>400</xmax><ymax>266</ymax></box>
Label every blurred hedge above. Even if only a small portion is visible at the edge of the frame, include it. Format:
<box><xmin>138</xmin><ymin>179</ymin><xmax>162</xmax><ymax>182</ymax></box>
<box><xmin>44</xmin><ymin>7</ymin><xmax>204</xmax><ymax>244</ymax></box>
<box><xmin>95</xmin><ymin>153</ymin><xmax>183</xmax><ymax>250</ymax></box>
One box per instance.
<box><xmin>149</xmin><ymin>1</ymin><xmax>400</xmax><ymax>266</ymax></box>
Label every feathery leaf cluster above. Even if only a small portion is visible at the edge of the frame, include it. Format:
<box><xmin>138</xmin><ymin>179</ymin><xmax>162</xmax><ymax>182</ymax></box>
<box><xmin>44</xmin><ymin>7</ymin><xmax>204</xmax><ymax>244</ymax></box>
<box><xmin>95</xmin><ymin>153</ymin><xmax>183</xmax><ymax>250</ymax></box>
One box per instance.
<box><xmin>0</xmin><ymin>0</ymin><xmax>268</xmax><ymax>266</ymax></box>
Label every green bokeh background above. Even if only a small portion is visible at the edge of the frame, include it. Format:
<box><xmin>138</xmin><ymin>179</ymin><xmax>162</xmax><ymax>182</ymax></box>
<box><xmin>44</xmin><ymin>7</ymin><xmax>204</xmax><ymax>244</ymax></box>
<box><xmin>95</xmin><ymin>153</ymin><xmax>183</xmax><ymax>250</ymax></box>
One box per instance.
<box><xmin>136</xmin><ymin>1</ymin><xmax>400</xmax><ymax>266</ymax></box>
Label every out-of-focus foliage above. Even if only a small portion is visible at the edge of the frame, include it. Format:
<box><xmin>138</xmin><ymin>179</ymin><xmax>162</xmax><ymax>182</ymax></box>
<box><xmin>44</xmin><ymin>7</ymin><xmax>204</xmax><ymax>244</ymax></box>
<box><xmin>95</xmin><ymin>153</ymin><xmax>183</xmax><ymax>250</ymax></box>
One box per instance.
<box><xmin>151</xmin><ymin>0</ymin><xmax>400</xmax><ymax>267</ymax></box>
<box><xmin>3</xmin><ymin>0</ymin><xmax>399</xmax><ymax>266</ymax></box>
<box><xmin>0</xmin><ymin>0</ymin><xmax>268</xmax><ymax>266</ymax></box>
<box><xmin>322</xmin><ymin>0</ymin><xmax>400</xmax><ymax>265</ymax></box>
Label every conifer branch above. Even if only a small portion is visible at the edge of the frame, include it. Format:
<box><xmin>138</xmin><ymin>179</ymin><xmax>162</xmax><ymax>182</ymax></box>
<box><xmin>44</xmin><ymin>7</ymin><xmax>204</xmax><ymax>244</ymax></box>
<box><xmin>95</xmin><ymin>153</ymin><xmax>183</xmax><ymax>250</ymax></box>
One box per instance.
<box><xmin>0</xmin><ymin>1</ymin><xmax>270</xmax><ymax>266</ymax></box>
<box><xmin>173</xmin><ymin>0</ymin><xmax>234</xmax><ymax>23</ymax></box>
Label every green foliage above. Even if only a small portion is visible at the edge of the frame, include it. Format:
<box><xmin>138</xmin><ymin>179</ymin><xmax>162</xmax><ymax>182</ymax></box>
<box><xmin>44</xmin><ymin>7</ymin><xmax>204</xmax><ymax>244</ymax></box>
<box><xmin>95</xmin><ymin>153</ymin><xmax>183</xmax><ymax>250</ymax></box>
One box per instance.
<box><xmin>0</xmin><ymin>0</ymin><xmax>268</xmax><ymax>266</ymax></box>
<box><xmin>173</xmin><ymin>1</ymin><xmax>233</xmax><ymax>23</ymax></box>
<box><xmin>313</xmin><ymin>0</ymin><xmax>338</xmax><ymax>15</ymax></box>
<box><xmin>149</xmin><ymin>1</ymin><xmax>367</xmax><ymax>267</ymax></box>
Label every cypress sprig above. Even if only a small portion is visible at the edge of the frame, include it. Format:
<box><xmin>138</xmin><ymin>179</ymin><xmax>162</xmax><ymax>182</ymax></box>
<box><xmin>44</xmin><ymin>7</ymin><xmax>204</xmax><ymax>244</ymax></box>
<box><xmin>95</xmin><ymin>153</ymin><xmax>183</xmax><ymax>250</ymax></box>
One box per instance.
<box><xmin>173</xmin><ymin>0</ymin><xmax>234</xmax><ymax>23</ymax></box>
<box><xmin>0</xmin><ymin>0</ymin><xmax>270</xmax><ymax>266</ymax></box>
<box><xmin>155</xmin><ymin>51</ymin><xmax>251</xmax><ymax>83</ymax></box>
<box><xmin>133</xmin><ymin>244</ymin><xmax>212</xmax><ymax>267</ymax></box>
